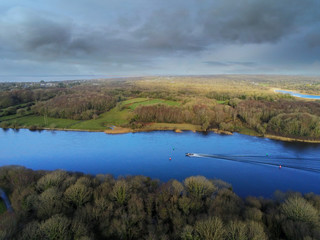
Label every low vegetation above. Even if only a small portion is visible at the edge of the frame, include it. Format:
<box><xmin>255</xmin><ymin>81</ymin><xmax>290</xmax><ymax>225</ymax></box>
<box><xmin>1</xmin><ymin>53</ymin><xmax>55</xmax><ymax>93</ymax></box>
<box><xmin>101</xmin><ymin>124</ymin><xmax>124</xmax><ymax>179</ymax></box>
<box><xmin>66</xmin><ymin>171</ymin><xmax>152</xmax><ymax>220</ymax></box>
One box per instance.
<box><xmin>0</xmin><ymin>166</ymin><xmax>320</xmax><ymax>239</ymax></box>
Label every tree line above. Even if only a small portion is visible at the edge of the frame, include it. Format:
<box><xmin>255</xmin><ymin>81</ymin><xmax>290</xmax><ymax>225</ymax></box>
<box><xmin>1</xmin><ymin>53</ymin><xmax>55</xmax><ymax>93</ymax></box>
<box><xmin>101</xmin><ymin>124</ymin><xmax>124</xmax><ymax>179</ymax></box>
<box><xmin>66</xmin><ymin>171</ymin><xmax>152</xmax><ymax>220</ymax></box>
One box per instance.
<box><xmin>2</xmin><ymin>78</ymin><xmax>320</xmax><ymax>140</ymax></box>
<box><xmin>0</xmin><ymin>166</ymin><xmax>319</xmax><ymax>239</ymax></box>
<box><xmin>32</xmin><ymin>92</ymin><xmax>117</xmax><ymax>120</ymax></box>
<box><xmin>0</xmin><ymin>89</ymin><xmax>60</xmax><ymax>117</ymax></box>
<box><xmin>132</xmin><ymin>99</ymin><xmax>320</xmax><ymax>140</ymax></box>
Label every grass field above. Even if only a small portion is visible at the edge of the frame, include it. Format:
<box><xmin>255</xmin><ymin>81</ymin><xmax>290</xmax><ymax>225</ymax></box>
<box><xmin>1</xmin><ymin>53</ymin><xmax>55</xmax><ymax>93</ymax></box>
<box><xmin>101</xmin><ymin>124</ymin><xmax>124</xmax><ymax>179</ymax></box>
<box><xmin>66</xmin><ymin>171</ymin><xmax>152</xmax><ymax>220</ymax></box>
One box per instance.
<box><xmin>0</xmin><ymin>97</ymin><xmax>181</xmax><ymax>131</ymax></box>
<box><xmin>0</xmin><ymin>199</ymin><xmax>6</xmax><ymax>214</ymax></box>
<box><xmin>70</xmin><ymin>108</ymin><xmax>133</xmax><ymax>130</ymax></box>
<box><xmin>121</xmin><ymin>98</ymin><xmax>149</xmax><ymax>105</ymax></box>
<box><xmin>238</xmin><ymin>127</ymin><xmax>259</xmax><ymax>136</ymax></box>
<box><xmin>0</xmin><ymin>113</ymin><xmax>32</xmax><ymax>121</ymax></box>
<box><xmin>0</xmin><ymin>115</ymin><xmax>78</xmax><ymax>128</ymax></box>
<box><xmin>71</xmin><ymin>98</ymin><xmax>180</xmax><ymax>130</ymax></box>
<box><xmin>127</xmin><ymin>99</ymin><xmax>180</xmax><ymax>110</ymax></box>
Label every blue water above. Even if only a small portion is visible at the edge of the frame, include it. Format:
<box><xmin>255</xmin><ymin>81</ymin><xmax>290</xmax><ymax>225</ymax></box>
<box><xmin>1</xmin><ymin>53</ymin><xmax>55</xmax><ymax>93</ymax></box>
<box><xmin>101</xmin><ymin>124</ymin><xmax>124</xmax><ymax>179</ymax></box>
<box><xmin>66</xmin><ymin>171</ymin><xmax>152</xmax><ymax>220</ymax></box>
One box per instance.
<box><xmin>1</xmin><ymin>129</ymin><xmax>320</xmax><ymax>197</ymax></box>
<box><xmin>275</xmin><ymin>89</ymin><xmax>320</xmax><ymax>99</ymax></box>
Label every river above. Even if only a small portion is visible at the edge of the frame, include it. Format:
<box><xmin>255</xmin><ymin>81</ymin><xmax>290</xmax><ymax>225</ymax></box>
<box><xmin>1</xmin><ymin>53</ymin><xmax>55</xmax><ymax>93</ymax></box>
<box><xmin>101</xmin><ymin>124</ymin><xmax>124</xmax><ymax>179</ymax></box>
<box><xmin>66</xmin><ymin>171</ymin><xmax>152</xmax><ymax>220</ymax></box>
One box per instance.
<box><xmin>0</xmin><ymin>188</ymin><xmax>12</xmax><ymax>212</ymax></box>
<box><xmin>1</xmin><ymin>129</ymin><xmax>320</xmax><ymax>197</ymax></box>
<box><xmin>275</xmin><ymin>89</ymin><xmax>320</xmax><ymax>100</ymax></box>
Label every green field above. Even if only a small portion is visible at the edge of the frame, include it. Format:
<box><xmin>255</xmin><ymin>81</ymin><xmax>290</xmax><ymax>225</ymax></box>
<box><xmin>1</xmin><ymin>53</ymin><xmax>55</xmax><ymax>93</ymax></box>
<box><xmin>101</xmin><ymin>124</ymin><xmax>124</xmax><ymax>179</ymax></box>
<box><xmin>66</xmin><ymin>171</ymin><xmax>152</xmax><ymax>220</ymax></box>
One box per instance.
<box><xmin>0</xmin><ymin>113</ymin><xmax>32</xmax><ymax>121</ymax></box>
<box><xmin>0</xmin><ymin>98</ymin><xmax>181</xmax><ymax>131</ymax></box>
<box><xmin>70</xmin><ymin>108</ymin><xmax>133</xmax><ymax>130</ymax></box>
<box><xmin>0</xmin><ymin>199</ymin><xmax>6</xmax><ymax>214</ymax></box>
<box><xmin>127</xmin><ymin>99</ymin><xmax>180</xmax><ymax>110</ymax></box>
<box><xmin>0</xmin><ymin>115</ymin><xmax>78</xmax><ymax>129</ymax></box>
<box><xmin>121</xmin><ymin>98</ymin><xmax>149</xmax><ymax>105</ymax></box>
<box><xmin>238</xmin><ymin>127</ymin><xmax>259</xmax><ymax>136</ymax></box>
<box><xmin>70</xmin><ymin>98</ymin><xmax>180</xmax><ymax>130</ymax></box>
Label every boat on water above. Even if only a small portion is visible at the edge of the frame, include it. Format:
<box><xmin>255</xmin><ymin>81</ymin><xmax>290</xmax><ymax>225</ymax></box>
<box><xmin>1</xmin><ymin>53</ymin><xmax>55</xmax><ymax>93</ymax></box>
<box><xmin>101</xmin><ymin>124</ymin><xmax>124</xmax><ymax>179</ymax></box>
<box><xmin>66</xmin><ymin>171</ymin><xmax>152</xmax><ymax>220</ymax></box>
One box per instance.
<box><xmin>185</xmin><ymin>153</ymin><xmax>194</xmax><ymax>157</ymax></box>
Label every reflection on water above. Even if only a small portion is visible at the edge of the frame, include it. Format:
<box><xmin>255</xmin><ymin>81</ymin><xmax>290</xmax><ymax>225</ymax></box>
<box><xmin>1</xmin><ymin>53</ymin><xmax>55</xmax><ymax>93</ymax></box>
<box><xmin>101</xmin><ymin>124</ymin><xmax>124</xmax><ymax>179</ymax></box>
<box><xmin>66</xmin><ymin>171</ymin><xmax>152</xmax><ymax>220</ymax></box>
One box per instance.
<box><xmin>1</xmin><ymin>129</ymin><xmax>320</xmax><ymax>197</ymax></box>
<box><xmin>279</xmin><ymin>139</ymin><xmax>320</xmax><ymax>152</ymax></box>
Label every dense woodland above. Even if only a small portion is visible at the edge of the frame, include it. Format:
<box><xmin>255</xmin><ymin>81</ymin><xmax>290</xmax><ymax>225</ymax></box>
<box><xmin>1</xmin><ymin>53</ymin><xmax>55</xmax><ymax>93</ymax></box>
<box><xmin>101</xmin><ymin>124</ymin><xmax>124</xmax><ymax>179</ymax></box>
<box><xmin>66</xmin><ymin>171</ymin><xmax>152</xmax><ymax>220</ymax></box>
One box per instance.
<box><xmin>0</xmin><ymin>166</ymin><xmax>320</xmax><ymax>240</ymax></box>
<box><xmin>133</xmin><ymin>99</ymin><xmax>320</xmax><ymax>139</ymax></box>
<box><xmin>32</xmin><ymin>91</ymin><xmax>117</xmax><ymax>120</ymax></box>
<box><xmin>1</xmin><ymin>76</ymin><xmax>320</xmax><ymax>140</ymax></box>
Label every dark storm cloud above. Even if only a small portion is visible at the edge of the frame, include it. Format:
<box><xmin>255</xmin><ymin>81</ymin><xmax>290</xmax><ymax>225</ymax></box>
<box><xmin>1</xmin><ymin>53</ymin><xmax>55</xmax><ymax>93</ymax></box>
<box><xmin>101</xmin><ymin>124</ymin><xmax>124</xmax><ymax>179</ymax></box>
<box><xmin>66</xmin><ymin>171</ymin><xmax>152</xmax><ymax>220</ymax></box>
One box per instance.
<box><xmin>0</xmin><ymin>8</ymin><xmax>97</xmax><ymax>59</ymax></box>
<box><xmin>0</xmin><ymin>0</ymin><xmax>320</xmax><ymax>77</ymax></box>
<box><xmin>133</xmin><ymin>0</ymin><xmax>320</xmax><ymax>49</ymax></box>
<box><xmin>200</xmin><ymin>0</ymin><xmax>320</xmax><ymax>44</ymax></box>
<box><xmin>307</xmin><ymin>31</ymin><xmax>320</xmax><ymax>48</ymax></box>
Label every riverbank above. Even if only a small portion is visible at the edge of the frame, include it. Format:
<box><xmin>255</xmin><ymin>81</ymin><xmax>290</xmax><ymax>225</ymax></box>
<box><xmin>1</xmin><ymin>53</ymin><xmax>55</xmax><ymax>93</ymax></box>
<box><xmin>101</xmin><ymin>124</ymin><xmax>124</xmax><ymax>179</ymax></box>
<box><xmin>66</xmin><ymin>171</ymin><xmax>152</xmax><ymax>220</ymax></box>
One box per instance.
<box><xmin>2</xmin><ymin>91</ymin><xmax>320</xmax><ymax>144</ymax></box>
<box><xmin>2</xmin><ymin>123</ymin><xmax>320</xmax><ymax>143</ymax></box>
<box><xmin>272</xmin><ymin>88</ymin><xmax>320</xmax><ymax>100</ymax></box>
<box><xmin>264</xmin><ymin>134</ymin><xmax>320</xmax><ymax>143</ymax></box>
<box><xmin>2</xmin><ymin>122</ymin><xmax>234</xmax><ymax>136</ymax></box>
<box><xmin>104</xmin><ymin>124</ymin><xmax>232</xmax><ymax>135</ymax></box>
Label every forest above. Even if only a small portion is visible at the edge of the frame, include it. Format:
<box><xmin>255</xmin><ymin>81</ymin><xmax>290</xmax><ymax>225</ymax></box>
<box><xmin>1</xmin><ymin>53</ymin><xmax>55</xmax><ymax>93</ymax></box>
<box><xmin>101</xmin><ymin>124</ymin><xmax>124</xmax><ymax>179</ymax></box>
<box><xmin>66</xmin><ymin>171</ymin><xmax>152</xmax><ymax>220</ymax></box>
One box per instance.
<box><xmin>0</xmin><ymin>166</ymin><xmax>320</xmax><ymax>240</ymax></box>
<box><xmin>1</xmin><ymin>75</ymin><xmax>320</xmax><ymax>141</ymax></box>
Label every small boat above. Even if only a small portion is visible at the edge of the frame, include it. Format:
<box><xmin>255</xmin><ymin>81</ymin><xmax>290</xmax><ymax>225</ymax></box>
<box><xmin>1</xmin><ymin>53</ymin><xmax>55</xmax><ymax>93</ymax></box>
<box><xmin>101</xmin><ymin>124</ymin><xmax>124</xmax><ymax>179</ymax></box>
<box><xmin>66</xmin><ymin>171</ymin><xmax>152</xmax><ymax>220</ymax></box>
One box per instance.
<box><xmin>185</xmin><ymin>153</ymin><xmax>194</xmax><ymax>157</ymax></box>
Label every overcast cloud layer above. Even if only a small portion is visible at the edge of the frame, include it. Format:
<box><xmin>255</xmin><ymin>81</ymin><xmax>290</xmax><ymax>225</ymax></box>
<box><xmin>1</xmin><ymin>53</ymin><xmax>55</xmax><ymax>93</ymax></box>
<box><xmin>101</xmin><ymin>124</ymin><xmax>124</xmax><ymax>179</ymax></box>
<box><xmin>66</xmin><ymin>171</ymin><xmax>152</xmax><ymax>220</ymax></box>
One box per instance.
<box><xmin>1</xmin><ymin>0</ymin><xmax>320</xmax><ymax>80</ymax></box>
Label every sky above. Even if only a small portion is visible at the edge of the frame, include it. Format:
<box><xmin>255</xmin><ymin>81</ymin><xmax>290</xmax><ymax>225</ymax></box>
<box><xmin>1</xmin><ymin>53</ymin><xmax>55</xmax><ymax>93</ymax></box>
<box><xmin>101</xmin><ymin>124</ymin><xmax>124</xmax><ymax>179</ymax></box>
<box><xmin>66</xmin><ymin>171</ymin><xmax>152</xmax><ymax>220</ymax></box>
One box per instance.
<box><xmin>1</xmin><ymin>0</ymin><xmax>320</xmax><ymax>80</ymax></box>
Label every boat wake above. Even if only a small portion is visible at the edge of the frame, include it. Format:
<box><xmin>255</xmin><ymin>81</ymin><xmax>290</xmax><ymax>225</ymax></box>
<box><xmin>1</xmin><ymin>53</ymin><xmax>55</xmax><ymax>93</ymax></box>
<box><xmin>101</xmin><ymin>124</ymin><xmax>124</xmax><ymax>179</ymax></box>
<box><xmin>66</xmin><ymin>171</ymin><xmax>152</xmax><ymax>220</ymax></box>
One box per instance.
<box><xmin>187</xmin><ymin>153</ymin><xmax>320</xmax><ymax>173</ymax></box>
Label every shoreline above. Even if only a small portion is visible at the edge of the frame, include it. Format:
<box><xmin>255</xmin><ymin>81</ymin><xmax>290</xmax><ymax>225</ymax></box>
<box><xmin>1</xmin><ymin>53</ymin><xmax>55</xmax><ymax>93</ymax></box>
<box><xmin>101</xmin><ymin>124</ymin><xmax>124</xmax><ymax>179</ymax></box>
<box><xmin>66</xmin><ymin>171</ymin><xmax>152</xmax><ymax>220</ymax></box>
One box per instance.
<box><xmin>264</xmin><ymin>134</ymin><xmax>320</xmax><ymax>143</ymax></box>
<box><xmin>2</xmin><ymin>124</ymin><xmax>320</xmax><ymax>143</ymax></box>
<box><xmin>272</xmin><ymin>87</ymin><xmax>320</xmax><ymax>100</ymax></box>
